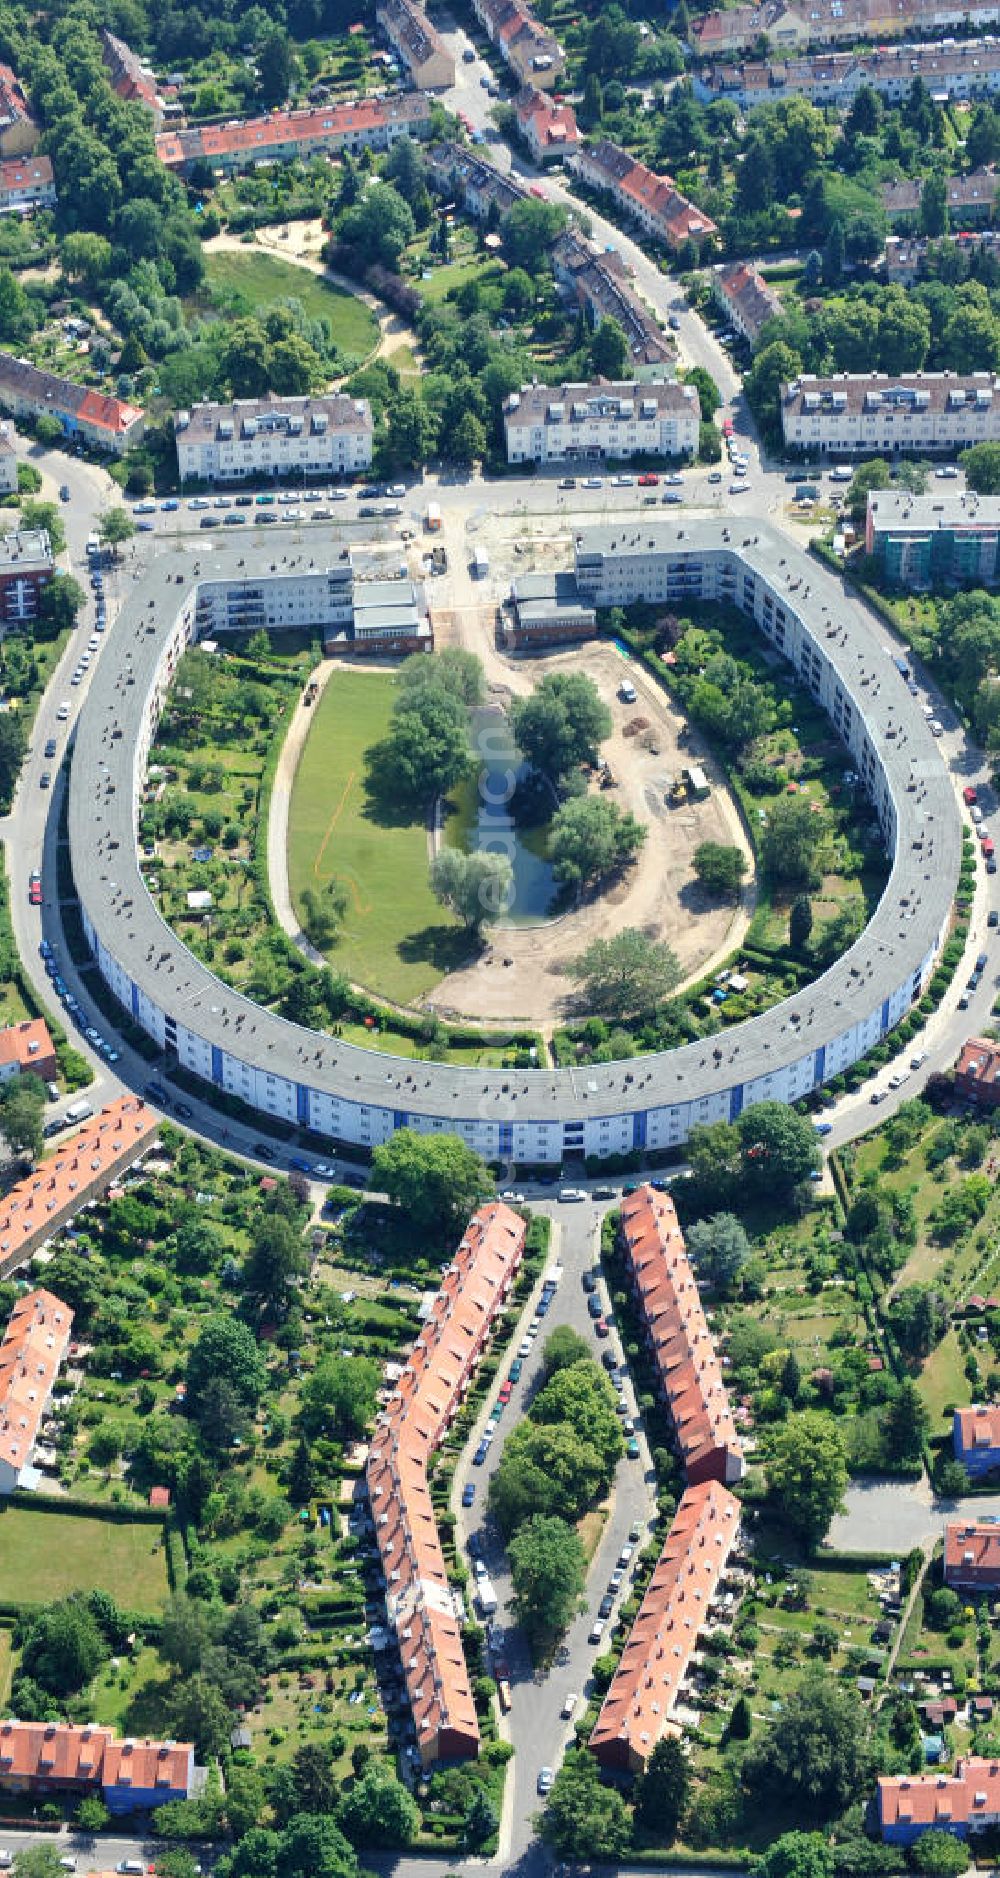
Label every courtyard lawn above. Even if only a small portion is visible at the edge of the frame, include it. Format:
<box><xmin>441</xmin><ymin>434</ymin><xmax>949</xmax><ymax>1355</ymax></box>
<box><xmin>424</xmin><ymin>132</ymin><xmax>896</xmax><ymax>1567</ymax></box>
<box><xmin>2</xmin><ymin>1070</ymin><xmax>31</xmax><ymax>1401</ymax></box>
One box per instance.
<box><xmin>286</xmin><ymin>668</ymin><xmax>469</xmax><ymax>1003</ymax></box>
<box><xmin>203</xmin><ymin>252</ymin><xmax>378</xmax><ymax>366</ymax></box>
<box><xmin>0</xmin><ymin>1506</ymin><xmax>170</xmax><ymax>1612</ymax></box>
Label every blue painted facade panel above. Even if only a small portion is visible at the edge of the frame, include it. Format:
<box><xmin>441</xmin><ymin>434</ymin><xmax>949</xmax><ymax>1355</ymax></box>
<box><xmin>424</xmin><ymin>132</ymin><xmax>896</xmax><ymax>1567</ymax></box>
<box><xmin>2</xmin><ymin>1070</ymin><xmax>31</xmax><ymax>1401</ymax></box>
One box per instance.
<box><xmin>729</xmin><ymin>1084</ymin><xmax>744</xmax><ymax>1122</ymax></box>
<box><xmin>632</xmin><ymin>1110</ymin><xmax>647</xmax><ymax>1151</ymax></box>
<box><xmin>210</xmin><ymin>1044</ymin><xmax>223</xmax><ymax>1086</ymax></box>
<box><xmin>297</xmin><ymin>1083</ymin><xmax>310</xmax><ymax>1125</ymax></box>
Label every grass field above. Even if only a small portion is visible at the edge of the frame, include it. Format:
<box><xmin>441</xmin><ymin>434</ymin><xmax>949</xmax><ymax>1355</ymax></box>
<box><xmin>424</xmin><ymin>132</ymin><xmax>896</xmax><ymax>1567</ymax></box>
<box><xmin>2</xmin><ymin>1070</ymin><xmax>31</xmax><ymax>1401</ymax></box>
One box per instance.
<box><xmin>287</xmin><ymin>668</ymin><xmax>468</xmax><ymax>1003</ymax></box>
<box><xmin>0</xmin><ymin>1506</ymin><xmax>170</xmax><ymax>1611</ymax></box>
<box><xmin>204</xmin><ymin>252</ymin><xmax>378</xmax><ymax>366</ymax></box>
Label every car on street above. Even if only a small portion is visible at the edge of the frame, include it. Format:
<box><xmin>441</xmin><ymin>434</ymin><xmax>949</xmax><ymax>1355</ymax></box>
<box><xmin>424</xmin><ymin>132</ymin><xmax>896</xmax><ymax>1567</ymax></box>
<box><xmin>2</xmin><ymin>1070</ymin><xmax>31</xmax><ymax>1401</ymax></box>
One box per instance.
<box><xmin>462</xmin><ymin>1482</ymin><xmax>475</xmax><ymax>1507</ymax></box>
<box><xmin>537</xmin><ymin>1767</ymin><xmax>554</xmax><ymax>1795</ymax></box>
<box><xmin>175</xmin><ymin>1102</ymin><xmax>194</xmax><ymax>1121</ymax></box>
<box><xmin>473</xmin><ymin>1441</ymin><xmax>489</xmax><ymax>1465</ymax></box>
<box><xmin>626</xmin><ymin>1437</ymin><xmax>640</xmax><ymax>1459</ymax></box>
<box><xmin>629</xmin><ymin>1523</ymin><xmax>642</xmax><ymax>1543</ymax></box>
<box><xmin>560</xmin><ymin>1692</ymin><xmax>577</xmax><ymax>1719</ymax></box>
<box><xmin>991</xmin><ymin>910</ymin><xmax>1000</xmax><ymax>928</ymax></box>
<box><xmin>638</xmin><ymin>472</ymin><xmax>659</xmax><ymax>486</ymax></box>
<box><xmin>617</xmin><ymin>1545</ymin><xmax>634</xmax><ymax>1568</ymax></box>
<box><xmin>595</xmin><ymin>1317</ymin><xmax>609</xmax><ymax>1338</ymax></box>
<box><xmin>39</xmin><ymin>771</ymin><xmax>51</xmax><ymax>788</ymax></box>
<box><xmin>518</xmin><ymin>1336</ymin><xmax>532</xmax><ymax>1358</ymax></box>
<box><xmin>498</xmin><ymin>1382</ymin><xmax>512</xmax><ymax>1403</ymax></box>
<box><xmin>587</xmin><ymin>1294</ymin><xmax>602</xmax><ymax>1318</ymax></box>
<box><xmin>588</xmin><ymin>1618</ymin><xmax>605</xmax><ymax>1644</ymax></box>
<box><xmin>814</xmin><ymin>1120</ymin><xmax>832</xmax><ymax>1136</ymax></box>
<box><xmin>509</xmin><ymin>1359</ymin><xmax>522</xmax><ymax>1382</ymax></box>
<box><xmin>598</xmin><ymin>1593</ymin><xmax>615</xmax><ymax>1618</ymax></box>
<box><xmin>28</xmin><ymin>883</ymin><xmax>42</xmax><ymax>905</ymax></box>
<box><xmin>59</xmin><ymin>485</ymin><xmax>70</xmax><ymax>502</ymax></box>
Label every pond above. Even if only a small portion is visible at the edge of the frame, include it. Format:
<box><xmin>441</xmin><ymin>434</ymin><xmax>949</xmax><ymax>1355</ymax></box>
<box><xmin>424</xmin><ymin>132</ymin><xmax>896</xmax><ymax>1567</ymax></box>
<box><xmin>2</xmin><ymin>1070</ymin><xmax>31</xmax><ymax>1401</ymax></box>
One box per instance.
<box><xmin>444</xmin><ymin>706</ymin><xmax>556</xmax><ymax>926</ymax></box>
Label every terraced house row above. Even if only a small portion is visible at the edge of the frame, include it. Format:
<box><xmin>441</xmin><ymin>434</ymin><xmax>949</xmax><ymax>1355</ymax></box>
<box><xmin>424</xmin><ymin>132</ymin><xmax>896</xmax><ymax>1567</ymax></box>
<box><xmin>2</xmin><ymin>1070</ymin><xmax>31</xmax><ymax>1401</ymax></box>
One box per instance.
<box><xmin>468</xmin><ymin>0</ymin><xmax>564</xmax><ymax>87</ymax></box>
<box><xmin>691</xmin><ymin>0</ymin><xmax>1000</xmax><ymax>58</ymax></box>
<box><xmin>696</xmin><ymin>36</ymin><xmax>1000</xmax><ymax>109</ymax></box>
<box><xmin>155</xmin><ymin>93</ymin><xmax>431</xmax><ymax>176</ymax></box>
<box><xmin>366</xmin><ymin>1202</ymin><xmax>526</xmax><ymax>1766</ymax></box>
<box><xmin>588</xmin><ymin>1187</ymin><xmax>744</xmax><ymax>1776</ymax></box>
<box><xmin>567</xmin><ymin>141</ymin><xmax>718</xmax><ymax>254</ymax></box>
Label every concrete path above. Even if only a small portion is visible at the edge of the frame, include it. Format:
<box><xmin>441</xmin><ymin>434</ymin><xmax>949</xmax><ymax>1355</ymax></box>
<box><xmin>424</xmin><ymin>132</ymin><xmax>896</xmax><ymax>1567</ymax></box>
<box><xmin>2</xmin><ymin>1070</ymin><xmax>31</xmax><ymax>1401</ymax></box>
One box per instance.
<box><xmin>266</xmin><ymin>656</ymin><xmax>336</xmax><ymax>962</ymax></box>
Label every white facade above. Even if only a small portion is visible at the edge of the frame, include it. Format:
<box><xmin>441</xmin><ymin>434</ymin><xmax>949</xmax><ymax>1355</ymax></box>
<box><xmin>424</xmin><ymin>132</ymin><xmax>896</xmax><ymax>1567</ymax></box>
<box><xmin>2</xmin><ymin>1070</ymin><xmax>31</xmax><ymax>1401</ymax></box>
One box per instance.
<box><xmin>781</xmin><ymin>373</ymin><xmax>1000</xmax><ymax>456</ymax></box>
<box><xmin>175</xmin><ymin>395</ymin><xmax>373</xmax><ymax>484</ymax></box>
<box><xmin>0</xmin><ymin>421</ymin><xmax>16</xmax><ymax>496</ymax></box>
<box><xmin>68</xmin><ymin>519</ymin><xmax>958</xmax><ymax>1166</ymax></box>
<box><xmin>504</xmin><ymin>380</ymin><xmax>699</xmax><ymax>464</ymax></box>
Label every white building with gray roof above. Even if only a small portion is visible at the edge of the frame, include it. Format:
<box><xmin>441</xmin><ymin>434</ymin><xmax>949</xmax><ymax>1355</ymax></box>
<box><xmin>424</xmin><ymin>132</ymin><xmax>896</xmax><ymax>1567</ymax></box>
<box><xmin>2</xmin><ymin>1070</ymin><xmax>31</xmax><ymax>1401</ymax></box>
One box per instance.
<box><xmin>174</xmin><ymin>394</ymin><xmax>373</xmax><ymax>485</ymax></box>
<box><xmin>781</xmin><ymin>372</ymin><xmax>1000</xmax><ymax>456</ymax></box>
<box><xmin>504</xmin><ymin>378</ymin><xmax>699</xmax><ymax>465</ymax></box>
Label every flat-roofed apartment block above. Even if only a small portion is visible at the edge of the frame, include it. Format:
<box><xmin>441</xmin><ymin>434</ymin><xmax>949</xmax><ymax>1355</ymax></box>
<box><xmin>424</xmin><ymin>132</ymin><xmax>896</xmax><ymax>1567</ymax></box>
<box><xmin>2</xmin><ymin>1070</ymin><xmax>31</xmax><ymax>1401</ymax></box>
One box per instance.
<box><xmin>590</xmin><ymin>1479</ymin><xmax>741</xmax><ymax>1772</ymax></box>
<box><xmin>781</xmin><ymin>372</ymin><xmax>1000</xmax><ymax>457</ymax></box>
<box><xmin>944</xmin><ymin>1520</ymin><xmax>1000</xmax><ymax>1592</ymax></box>
<box><xmin>376</xmin><ymin>0</ymin><xmax>456</xmax><ymax>88</ymax></box>
<box><xmin>0</xmin><ymin>64</ymin><xmax>38</xmax><ymax>159</ymax></box>
<box><xmin>504</xmin><ymin>378</ymin><xmax>699</xmax><ymax>465</ymax></box>
<box><xmin>866</xmin><ymin>488</ymin><xmax>1000</xmax><ymax>587</ymax></box>
<box><xmin>620</xmin><ymin>1184</ymin><xmax>745</xmax><ymax>1485</ymax></box>
<box><xmin>469</xmin><ymin>0</ymin><xmax>564</xmax><ymax>88</ymax></box>
<box><xmin>342</xmin><ymin>574</ymin><xmax>431</xmax><ymax>656</ymax></box>
<box><xmin>506</xmin><ymin>570</ymin><xmax>596</xmax><ymax>647</ymax></box>
<box><xmin>0</xmin><ymin>353</ymin><xmax>143</xmax><ymax>455</ymax></box>
<box><xmin>155</xmin><ymin>93</ymin><xmax>431</xmax><ymax>175</ymax></box>
<box><xmin>696</xmin><ymin>36</ymin><xmax>1000</xmax><ymax>109</ymax></box>
<box><xmin>367</xmin><ymin>1202</ymin><xmax>526</xmax><ymax>1765</ymax></box>
<box><xmin>0</xmin><ymin>154</ymin><xmax>56</xmax><ymax>214</ymax></box>
<box><xmin>713</xmin><ymin>260</ymin><xmax>782</xmax><ymax>348</ymax></box>
<box><xmin>553</xmin><ymin>231</ymin><xmax>672</xmax><ymax>368</ymax></box>
<box><xmin>0</xmin><ymin>1287</ymin><xmax>73</xmax><ymax>1493</ymax></box>
<box><xmin>568</xmin><ymin>140</ymin><xmax>718</xmax><ymax>252</ymax></box>
<box><xmin>174</xmin><ymin>394</ymin><xmax>373</xmax><ymax>483</ymax></box>
<box><xmin>0</xmin><ymin>528</ymin><xmax>52</xmax><ymax>623</ymax></box>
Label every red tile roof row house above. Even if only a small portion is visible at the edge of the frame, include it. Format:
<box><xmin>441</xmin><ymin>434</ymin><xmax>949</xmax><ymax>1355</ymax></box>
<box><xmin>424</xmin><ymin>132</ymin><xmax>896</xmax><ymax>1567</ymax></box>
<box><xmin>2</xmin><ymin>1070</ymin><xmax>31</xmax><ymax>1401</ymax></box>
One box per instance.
<box><xmin>712</xmin><ymin>260</ymin><xmax>783</xmax><ymax>348</ymax></box>
<box><xmin>0</xmin><ymin>63</ymin><xmax>38</xmax><ymax>160</ymax></box>
<box><xmin>100</xmin><ymin>29</ymin><xmax>164</xmax><ymax>127</ymax></box>
<box><xmin>567</xmin><ymin>140</ymin><xmax>718</xmax><ymax>254</ymax></box>
<box><xmin>0</xmin><ymin>1097</ymin><xmax>159</xmax><ymax>1277</ymax></box>
<box><xmin>0</xmin><ymin>1017</ymin><xmax>56</xmax><ymax>1083</ymax></box>
<box><xmin>590</xmin><ymin>1478</ymin><xmax>741</xmax><ymax>1772</ymax></box>
<box><xmin>0</xmin><ymin>353</ymin><xmax>143</xmax><ymax>456</ymax></box>
<box><xmin>619</xmin><ymin>1185</ymin><xmax>745</xmax><ymax>1486</ymax></box>
<box><xmin>879</xmin><ymin>1758</ymin><xmax>1000</xmax><ymax>1844</ymax></box>
<box><xmin>367</xmin><ymin>1202</ymin><xmax>526</xmax><ymax>1766</ymax></box>
<box><xmin>955</xmin><ymin>1035</ymin><xmax>1000</xmax><ymax>1109</ymax></box>
<box><xmin>588</xmin><ymin>1187</ymin><xmax>743</xmax><ymax>1777</ymax></box>
<box><xmin>0</xmin><ymin>1720</ymin><xmax>192</xmax><ymax>1813</ymax></box>
<box><xmin>0</xmin><ymin>1287</ymin><xmax>72</xmax><ymax>1494</ymax></box>
<box><xmin>156</xmin><ymin>93</ymin><xmax>431</xmax><ymax>175</ymax></box>
<box><xmin>944</xmin><ymin>1520</ymin><xmax>1000</xmax><ymax>1592</ymax></box>
<box><xmin>512</xmin><ymin>87</ymin><xmax>580</xmax><ymax>163</ymax></box>
<box><xmin>691</xmin><ymin>0</ymin><xmax>1000</xmax><ymax>59</ymax></box>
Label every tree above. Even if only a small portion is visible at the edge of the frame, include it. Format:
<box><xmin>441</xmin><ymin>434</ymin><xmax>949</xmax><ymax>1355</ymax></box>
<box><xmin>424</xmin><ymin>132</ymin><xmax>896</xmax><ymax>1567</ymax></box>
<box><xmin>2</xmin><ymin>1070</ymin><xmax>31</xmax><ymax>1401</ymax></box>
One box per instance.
<box><xmin>766</xmin><ymin>1411</ymin><xmax>848</xmax><ymax>1548</ymax></box>
<box><xmin>168</xmin><ymin>1674</ymin><xmax>232</xmax><ymax>1758</ymax></box>
<box><xmin>755</xmin><ymin>1832</ymin><xmax>835</xmax><ymax>1878</ymax></box>
<box><xmin>846</xmin><ymin>457</ymin><xmax>891</xmax><ymax>523</ymax></box>
<box><xmin>12</xmin><ymin>1852</ymin><xmax>69</xmax><ymax>1878</ymax></box>
<box><xmin>550</xmin><ymin>795</ymin><xmax>646</xmax><ymax>889</ymax></box>
<box><xmin>742</xmin><ymin>1676</ymin><xmax>871</xmax><ymax>1817</ymax></box>
<box><xmin>761</xmin><ymin>795</ymin><xmax>827</xmax><ymax>885</ymax></box>
<box><xmin>634</xmin><ymin>1734</ymin><xmax>690</xmax><ymax>1841</ymax></box>
<box><xmin>398</xmin><ymin>648</ymin><xmax>484</xmax><ymax>708</ymax></box>
<box><xmin>508</xmin><ymin>1514</ymin><xmax>586</xmax><ymax>1654</ymax></box>
<box><xmin>38</xmin><ymin>573</ymin><xmax>85</xmax><ymax>635</ymax></box>
<box><xmin>291</xmin><ymin>1744</ymin><xmax>337</xmax><ymax>1818</ymax></box>
<box><xmin>0</xmin><ymin>1074</ymin><xmax>45</xmax><ymax>1162</ymax></box>
<box><xmin>20</xmin><ymin>1596</ymin><xmax>106</xmax><ymax>1695</ymax></box>
<box><xmin>921</xmin><ymin>171</ymin><xmax>950</xmax><ymax>237</ymax></box>
<box><xmin>823</xmin><ymin>218</ymin><xmax>845</xmax><ymax>285</ymax></box>
<box><xmin>693</xmin><ymin>841</ymin><xmax>747</xmax><ymax>895</ymax></box>
<box><xmin>338</xmin><ymin>181</ymin><xmax>415</xmax><ymax>270</ymax></box>
<box><xmin>186</xmin><ymin>1316</ymin><xmax>267</xmax><ymax>1432</ymax></box>
<box><xmin>590</xmin><ymin>316</ymin><xmax>630</xmax><ymax>379</ymax></box>
<box><xmin>884</xmin><ymin>1380</ymin><xmax>929</xmax><ymax>1466</ymax></box>
<box><xmin>338</xmin><ymin>1766</ymin><xmax>419</xmax><ymax>1848</ymax></box>
<box><xmin>789</xmin><ymin>895</ymin><xmax>813</xmax><ymax>953</ymax></box>
<box><xmin>490</xmin><ymin>1421</ymin><xmax>606</xmax><ymax>1533</ymax></box>
<box><xmin>542</xmin><ymin>1326</ymin><xmax>591</xmax><ymax>1376</ymax></box>
<box><xmin>256</xmin><ymin>25</ymin><xmax>298</xmax><ymax>107</ymax></box>
<box><xmin>384</xmin><ymin>386</ymin><xmax>435</xmax><ymax>471</ymax></box>
<box><xmin>585</xmin><ymin>3</ymin><xmax>641</xmax><ymax>77</ymax></box>
<box><xmin>686</xmin><ymin>1212</ymin><xmax>751</xmax><ymax>1287</ymax></box>
<box><xmin>300</xmin><ymin>1355</ymin><xmax>379</xmax><ymax>1440</ymax></box>
<box><xmin>686</xmin><ymin>366</ymin><xmax>721</xmax><ymax>422</ymax></box>
<box><xmin>372</xmin><ymin>1129</ymin><xmax>493</xmax><ymax>1237</ymax></box>
<box><xmin>962</xmin><ymin>441</ymin><xmax>1000</xmax><ymax>494</ymax></box>
<box><xmin>889</xmin><ymin>1285</ymin><xmax>947</xmax><ymax>1360</ymax></box>
<box><xmin>76</xmin><ymin>1795</ymin><xmax>109</xmax><ymax>1833</ymax></box>
<box><xmin>369</xmin><ymin>687</ymin><xmax>471</xmax><ymax>810</ymax></box>
<box><xmin>463</xmin><ymin>1788</ymin><xmax>499</xmax><ymax>1851</ymax></box>
<box><xmin>0</xmin><ymin>711</ymin><xmax>25</xmax><ymax>810</ymax></box>
<box><xmin>539</xmin><ymin>1753</ymin><xmax>631</xmax><ymax>1860</ymax></box>
<box><xmin>739</xmin><ymin>1101</ymin><xmax>820</xmax><ymax>1193</ymax></box>
<box><xmin>61</xmin><ymin>231</ymin><xmax>113</xmax><ymax>289</ymax></box>
<box><xmin>160</xmin><ymin>1593</ymin><xmax>214</xmax><ymax>1675</ymax></box>
<box><xmin>431</xmin><ymin>847</ymin><xmax>513</xmax><ymax>930</ymax></box>
<box><xmin>447</xmin><ymin>409</ymin><xmax>487</xmax><ymax>465</ymax></box>
<box><xmin>581</xmin><ymin>71</ymin><xmax>604</xmax><ymax>128</ymax></box>
<box><xmin>502</xmin><ymin>197</ymin><xmax>567</xmax><ymax>272</ymax></box>
<box><xmin>300</xmin><ymin>880</ymin><xmax>349</xmax><ymax>951</ymax></box>
<box><xmin>565</xmin><ymin>929</ymin><xmax>681</xmax><ymax>1017</ymax></box>
<box><xmin>510</xmin><ymin>672</ymin><xmax>612</xmax><ymax>787</ymax></box>
<box><xmin>244</xmin><ymin>1214</ymin><xmax>307</xmax><ymax>1310</ymax></box>
<box><xmin>99</xmin><ymin>506</ymin><xmax>135</xmax><ymax>556</ymax></box>
<box><xmin>909</xmin><ymin>1834</ymin><xmax>969</xmax><ymax>1878</ymax></box>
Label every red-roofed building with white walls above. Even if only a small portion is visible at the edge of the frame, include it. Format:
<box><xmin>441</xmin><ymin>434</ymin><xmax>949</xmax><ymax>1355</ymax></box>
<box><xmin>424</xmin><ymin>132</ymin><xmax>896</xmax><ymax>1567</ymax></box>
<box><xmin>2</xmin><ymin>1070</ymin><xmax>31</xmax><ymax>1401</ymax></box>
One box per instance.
<box><xmin>513</xmin><ymin>87</ymin><xmax>580</xmax><ymax>162</ymax></box>
<box><xmin>568</xmin><ymin>141</ymin><xmax>718</xmax><ymax>252</ymax></box>
<box><xmin>0</xmin><ymin>1098</ymin><xmax>159</xmax><ymax>1278</ymax></box>
<box><xmin>0</xmin><ymin>1287</ymin><xmax>72</xmax><ymax>1493</ymax></box>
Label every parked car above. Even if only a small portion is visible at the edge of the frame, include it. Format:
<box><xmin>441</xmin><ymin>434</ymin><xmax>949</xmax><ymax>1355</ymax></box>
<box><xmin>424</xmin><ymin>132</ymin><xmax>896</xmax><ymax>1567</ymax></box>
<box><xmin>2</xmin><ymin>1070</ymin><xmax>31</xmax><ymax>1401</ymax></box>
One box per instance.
<box><xmin>462</xmin><ymin>1482</ymin><xmax>475</xmax><ymax>1507</ymax></box>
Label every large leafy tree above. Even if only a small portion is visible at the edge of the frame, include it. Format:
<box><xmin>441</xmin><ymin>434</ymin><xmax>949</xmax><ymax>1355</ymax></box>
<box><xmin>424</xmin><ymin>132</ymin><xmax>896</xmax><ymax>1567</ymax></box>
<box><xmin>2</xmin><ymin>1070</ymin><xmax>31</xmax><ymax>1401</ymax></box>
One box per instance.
<box><xmin>742</xmin><ymin>1675</ymin><xmax>871</xmax><ymax>1817</ymax></box>
<box><xmin>372</xmin><ymin>1129</ymin><xmax>493</xmax><ymax>1237</ymax></box>
<box><xmin>530</xmin><ymin>1360</ymin><xmax>623</xmax><ymax>1476</ymax></box>
<box><xmin>300</xmin><ymin>1355</ymin><xmax>379</xmax><ymax>1440</ymax></box>
<box><xmin>634</xmin><ymin>1735</ymin><xmax>690</xmax><ymax>1840</ymax></box>
<box><xmin>539</xmin><ymin>1753</ymin><xmax>631</xmax><ymax>1859</ymax></box>
<box><xmin>368</xmin><ymin>687</ymin><xmax>472</xmax><ymax>810</ymax></box>
<box><xmin>761</xmin><ymin>794</ymin><xmax>828</xmax><ymax>884</ymax></box>
<box><xmin>430</xmin><ymin>847</ymin><xmax>513</xmax><ymax>930</ymax></box>
<box><xmin>19</xmin><ymin>1595</ymin><xmax>106</xmax><ymax>1696</ymax></box>
<box><xmin>565</xmin><ymin>929</ymin><xmax>681</xmax><ymax>1017</ymax></box>
<box><xmin>489</xmin><ymin>1421</ymin><xmax>606</xmax><ymax>1535</ymax></box>
<box><xmin>337</xmin><ymin>181</ymin><xmax>415</xmax><ymax>270</ymax></box>
<box><xmin>765</xmin><ymin>1410</ymin><xmax>848</xmax><ymax>1548</ymax></box>
<box><xmin>186</xmin><ymin>1316</ymin><xmax>267</xmax><ymax>1433</ymax></box>
<box><xmin>508</xmin><ymin>1514</ymin><xmax>585</xmax><ymax>1655</ymax></box>
<box><xmin>510</xmin><ymin>672</ymin><xmax>612</xmax><ymax>789</ymax></box>
<box><xmin>338</xmin><ymin>1766</ymin><xmax>419</xmax><ymax>1848</ymax></box>
<box><xmin>738</xmin><ymin>1101</ymin><xmax>820</xmax><ymax>1193</ymax></box>
<box><xmin>550</xmin><ymin>796</ymin><xmax>646</xmax><ymax>888</ymax></box>
<box><xmin>685</xmin><ymin>1212</ymin><xmax>751</xmax><ymax>1287</ymax></box>
<box><xmin>755</xmin><ymin>1831</ymin><xmax>835</xmax><ymax>1878</ymax></box>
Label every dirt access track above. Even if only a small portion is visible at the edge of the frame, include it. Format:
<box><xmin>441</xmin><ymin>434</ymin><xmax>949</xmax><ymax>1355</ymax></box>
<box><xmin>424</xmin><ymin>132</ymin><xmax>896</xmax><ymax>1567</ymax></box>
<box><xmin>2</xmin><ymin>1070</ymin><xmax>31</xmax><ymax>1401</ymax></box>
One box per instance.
<box><xmin>421</xmin><ymin>640</ymin><xmax>755</xmax><ymax>1030</ymax></box>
